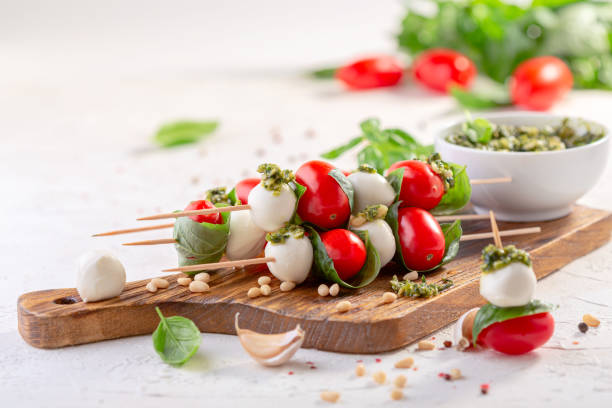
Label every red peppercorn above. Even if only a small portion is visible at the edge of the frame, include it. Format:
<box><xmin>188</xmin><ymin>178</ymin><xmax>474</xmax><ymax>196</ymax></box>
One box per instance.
<box><xmin>443</xmin><ymin>340</ymin><xmax>453</xmax><ymax>348</ymax></box>
<box><xmin>481</xmin><ymin>384</ymin><xmax>490</xmax><ymax>395</ymax></box>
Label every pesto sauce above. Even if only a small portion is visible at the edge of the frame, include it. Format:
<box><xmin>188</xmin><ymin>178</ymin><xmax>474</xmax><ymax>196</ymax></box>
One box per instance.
<box><xmin>206</xmin><ymin>187</ymin><xmax>231</xmax><ymax>205</ymax></box>
<box><xmin>266</xmin><ymin>224</ymin><xmax>305</xmax><ymax>244</ymax></box>
<box><xmin>447</xmin><ymin>118</ymin><xmax>605</xmax><ymax>152</ymax></box>
<box><xmin>390</xmin><ymin>275</ymin><xmax>453</xmax><ymax>298</ymax></box>
<box><xmin>258</xmin><ymin>163</ymin><xmax>295</xmax><ymax>196</ymax></box>
<box><xmin>481</xmin><ymin>244</ymin><xmax>532</xmax><ymax>273</ymax></box>
<box><xmin>357</xmin><ymin>163</ymin><xmax>377</xmax><ymax>174</ymax></box>
<box><xmin>426</xmin><ymin>152</ymin><xmax>454</xmax><ymax>190</ymax></box>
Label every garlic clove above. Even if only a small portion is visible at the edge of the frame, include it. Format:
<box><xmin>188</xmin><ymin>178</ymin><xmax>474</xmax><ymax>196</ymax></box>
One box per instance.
<box><xmin>453</xmin><ymin>307</ymin><xmax>479</xmax><ymax>345</ymax></box>
<box><xmin>235</xmin><ymin>313</ymin><xmax>305</xmax><ymax>366</ymax></box>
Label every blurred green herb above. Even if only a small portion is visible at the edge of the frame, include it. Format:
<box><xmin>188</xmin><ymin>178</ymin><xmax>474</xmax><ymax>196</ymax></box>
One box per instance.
<box><xmin>154</xmin><ymin>120</ymin><xmax>219</xmax><ymax>148</ymax></box>
<box><xmin>310</xmin><ymin>66</ymin><xmax>338</xmax><ymax>79</ymax></box>
<box><xmin>398</xmin><ymin>0</ymin><xmax>612</xmax><ymax>90</ymax></box>
<box><xmin>152</xmin><ymin>307</ymin><xmax>201</xmax><ymax>366</ymax></box>
<box><xmin>321</xmin><ymin>118</ymin><xmax>433</xmax><ymax>174</ymax></box>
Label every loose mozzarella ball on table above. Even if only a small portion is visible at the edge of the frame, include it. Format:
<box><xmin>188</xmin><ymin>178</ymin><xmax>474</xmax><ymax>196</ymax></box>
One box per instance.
<box><xmin>348</xmin><ymin>165</ymin><xmax>395</xmax><ymax>213</ymax></box>
<box><xmin>248</xmin><ymin>163</ymin><xmax>298</xmax><ymax>232</ymax></box>
<box><xmin>265</xmin><ymin>225</ymin><xmax>313</xmax><ymax>284</ymax></box>
<box><xmin>479</xmin><ymin>245</ymin><xmax>536</xmax><ymax>307</ymax></box>
<box><xmin>76</xmin><ymin>250</ymin><xmax>126</xmax><ymax>302</ymax></box>
<box><xmin>350</xmin><ymin>205</ymin><xmax>395</xmax><ymax>267</ymax></box>
<box><xmin>225</xmin><ymin>211</ymin><xmax>266</xmax><ymax>260</ymax></box>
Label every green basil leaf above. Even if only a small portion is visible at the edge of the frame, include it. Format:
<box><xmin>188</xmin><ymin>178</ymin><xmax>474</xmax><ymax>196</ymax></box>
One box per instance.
<box><xmin>385</xmin><ymin>167</ymin><xmax>405</xmax><ymax>203</ymax></box>
<box><xmin>154</xmin><ymin>120</ymin><xmax>219</xmax><ymax>148</ymax></box>
<box><xmin>439</xmin><ymin>220</ymin><xmax>462</xmax><ymax>265</ymax></box>
<box><xmin>450</xmin><ymin>87</ymin><xmax>510</xmax><ymax>110</ymax></box>
<box><xmin>360</xmin><ymin>118</ymin><xmax>385</xmax><ymax>143</ymax></box>
<box><xmin>328</xmin><ymin>168</ymin><xmax>354</xmax><ymax>212</ymax></box>
<box><xmin>228</xmin><ymin>187</ymin><xmax>240</xmax><ymax>205</ymax></box>
<box><xmin>173</xmin><ymin>212</ymin><xmax>230</xmax><ymax>274</ymax></box>
<box><xmin>431</xmin><ymin>163</ymin><xmax>472</xmax><ymax>215</ymax></box>
<box><xmin>384</xmin><ymin>201</ymin><xmax>408</xmax><ymax>270</ymax></box>
<box><xmin>310</xmin><ymin>66</ymin><xmax>338</xmax><ymax>79</ymax></box>
<box><xmin>386</xmin><ymin>128</ymin><xmax>418</xmax><ymax>146</ymax></box>
<box><xmin>152</xmin><ymin>307</ymin><xmax>201</xmax><ymax>366</ymax></box>
<box><xmin>306</xmin><ymin>226</ymin><xmax>381</xmax><ymax>289</ymax></box>
<box><xmin>321</xmin><ymin>136</ymin><xmax>363</xmax><ymax>159</ymax></box>
<box><xmin>472</xmin><ymin>300</ymin><xmax>554</xmax><ymax>346</ymax></box>
<box><xmin>290</xmin><ymin>180</ymin><xmax>307</xmax><ymax>224</ymax></box>
<box><xmin>357</xmin><ymin>145</ymin><xmax>386</xmax><ymax>174</ymax></box>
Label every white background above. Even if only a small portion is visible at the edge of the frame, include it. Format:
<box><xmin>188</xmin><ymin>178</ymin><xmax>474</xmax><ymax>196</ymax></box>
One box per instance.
<box><xmin>1</xmin><ymin>1</ymin><xmax>612</xmax><ymax>407</ymax></box>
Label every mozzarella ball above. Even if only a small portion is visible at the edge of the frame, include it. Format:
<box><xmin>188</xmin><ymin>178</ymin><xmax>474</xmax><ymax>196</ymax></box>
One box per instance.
<box><xmin>480</xmin><ymin>262</ymin><xmax>537</xmax><ymax>307</ymax></box>
<box><xmin>226</xmin><ymin>211</ymin><xmax>267</xmax><ymax>260</ymax></box>
<box><xmin>265</xmin><ymin>235</ymin><xmax>313</xmax><ymax>284</ymax></box>
<box><xmin>348</xmin><ymin>171</ymin><xmax>395</xmax><ymax>214</ymax></box>
<box><xmin>76</xmin><ymin>250</ymin><xmax>126</xmax><ymax>302</ymax></box>
<box><xmin>248</xmin><ymin>183</ymin><xmax>297</xmax><ymax>232</ymax></box>
<box><xmin>351</xmin><ymin>219</ymin><xmax>395</xmax><ymax>267</ymax></box>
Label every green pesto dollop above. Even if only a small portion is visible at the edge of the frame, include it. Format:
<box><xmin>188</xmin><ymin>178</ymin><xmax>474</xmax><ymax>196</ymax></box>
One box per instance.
<box><xmin>358</xmin><ymin>204</ymin><xmax>388</xmax><ymax>222</ymax></box>
<box><xmin>426</xmin><ymin>152</ymin><xmax>454</xmax><ymax>191</ymax></box>
<box><xmin>390</xmin><ymin>275</ymin><xmax>453</xmax><ymax>298</ymax></box>
<box><xmin>357</xmin><ymin>163</ymin><xmax>377</xmax><ymax>174</ymax></box>
<box><xmin>265</xmin><ymin>224</ymin><xmax>305</xmax><ymax>244</ymax></box>
<box><xmin>206</xmin><ymin>187</ymin><xmax>231</xmax><ymax>205</ymax></box>
<box><xmin>257</xmin><ymin>163</ymin><xmax>295</xmax><ymax>196</ymax></box>
<box><xmin>446</xmin><ymin>117</ymin><xmax>605</xmax><ymax>152</ymax></box>
<box><xmin>481</xmin><ymin>244</ymin><xmax>532</xmax><ymax>273</ymax></box>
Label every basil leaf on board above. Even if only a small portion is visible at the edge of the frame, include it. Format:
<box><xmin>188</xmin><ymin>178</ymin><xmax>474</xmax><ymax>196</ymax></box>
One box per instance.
<box><xmin>289</xmin><ymin>180</ymin><xmax>307</xmax><ymax>225</ymax></box>
<box><xmin>431</xmin><ymin>163</ymin><xmax>472</xmax><ymax>215</ymax></box>
<box><xmin>173</xmin><ymin>212</ymin><xmax>230</xmax><ymax>274</ymax></box>
<box><xmin>472</xmin><ymin>300</ymin><xmax>554</xmax><ymax>346</ymax></box>
<box><xmin>321</xmin><ymin>136</ymin><xmax>363</xmax><ymax>159</ymax></box>
<box><xmin>154</xmin><ymin>120</ymin><xmax>219</xmax><ymax>148</ymax></box>
<box><xmin>306</xmin><ymin>226</ymin><xmax>381</xmax><ymax>289</ymax></box>
<box><xmin>385</xmin><ymin>167</ymin><xmax>405</xmax><ymax>203</ymax></box>
<box><xmin>328</xmin><ymin>169</ymin><xmax>354</xmax><ymax>212</ymax></box>
<box><xmin>152</xmin><ymin>307</ymin><xmax>201</xmax><ymax>366</ymax></box>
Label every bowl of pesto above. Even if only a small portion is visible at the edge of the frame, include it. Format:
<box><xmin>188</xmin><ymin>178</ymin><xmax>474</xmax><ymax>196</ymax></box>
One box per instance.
<box><xmin>434</xmin><ymin>112</ymin><xmax>609</xmax><ymax>221</ymax></box>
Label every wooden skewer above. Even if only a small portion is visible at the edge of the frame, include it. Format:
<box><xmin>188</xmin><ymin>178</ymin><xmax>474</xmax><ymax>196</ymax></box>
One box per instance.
<box><xmin>123</xmin><ymin>238</ymin><xmax>177</xmax><ymax>246</ymax></box>
<box><xmin>435</xmin><ymin>214</ymin><xmax>489</xmax><ymax>222</ymax></box>
<box><xmin>93</xmin><ymin>223</ymin><xmax>174</xmax><ymax>237</ymax></box>
<box><xmin>163</xmin><ymin>257</ymin><xmax>276</xmax><ymax>273</ymax></box>
<box><xmin>471</xmin><ymin>177</ymin><xmax>512</xmax><ymax>185</ymax></box>
<box><xmin>459</xmin><ymin>227</ymin><xmax>541</xmax><ymax>242</ymax></box>
<box><xmin>489</xmin><ymin>210</ymin><xmax>503</xmax><ymax>248</ymax></box>
<box><xmin>137</xmin><ymin>204</ymin><xmax>251</xmax><ymax>221</ymax></box>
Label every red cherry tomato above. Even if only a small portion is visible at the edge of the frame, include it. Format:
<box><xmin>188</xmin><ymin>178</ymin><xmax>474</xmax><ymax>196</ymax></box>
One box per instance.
<box><xmin>234</xmin><ymin>178</ymin><xmax>260</xmax><ymax>204</ymax></box>
<box><xmin>478</xmin><ymin>312</ymin><xmax>555</xmax><ymax>355</ymax></box>
<box><xmin>184</xmin><ymin>199</ymin><xmax>222</xmax><ymax>224</ymax></box>
<box><xmin>412</xmin><ymin>48</ymin><xmax>477</xmax><ymax>93</ymax></box>
<box><xmin>387</xmin><ymin>160</ymin><xmax>444</xmax><ymax>210</ymax></box>
<box><xmin>296</xmin><ymin>160</ymin><xmax>351</xmax><ymax>229</ymax></box>
<box><xmin>397</xmin><ymin>207</ymin><xmax>445</xmax><ymax>271</ymax></box>
<box><xmin>336</xmin><ymin>56</ymin><xmax>403</xmax><ymax>90</ymax></box>
<box><xmin>510</xmin><ymin>56</ymin><xmax>573</xmax><ymax>111</ymax></box>
<box><xmin>320</xmin><ymin>229</ymin><xmax>367</xmax><ymax>281</ymax></box>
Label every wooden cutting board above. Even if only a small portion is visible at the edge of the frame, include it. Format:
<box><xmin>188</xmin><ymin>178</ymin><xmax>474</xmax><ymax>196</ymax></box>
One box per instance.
<box><xmin>18</xmin><ymin>205</ymin><xmax>612</xmax><ymax>353</ymax></box>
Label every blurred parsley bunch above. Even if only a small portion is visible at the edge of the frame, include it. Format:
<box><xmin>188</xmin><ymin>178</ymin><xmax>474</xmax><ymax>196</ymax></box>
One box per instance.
<box><xmin>397</xmin><ymin>0</ymin><xmax>612</xmax><ymax>90</ymax></box>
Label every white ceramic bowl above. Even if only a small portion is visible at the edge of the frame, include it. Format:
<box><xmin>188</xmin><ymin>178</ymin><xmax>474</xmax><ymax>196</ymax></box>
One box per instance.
<box><xmin>434</xmin><ymin>112</ymin><xmax>609</xmax><ymax>222</ymax></box>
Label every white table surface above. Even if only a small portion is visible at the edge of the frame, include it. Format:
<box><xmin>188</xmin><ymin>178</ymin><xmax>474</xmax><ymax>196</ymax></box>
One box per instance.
<box><xmin>1</xmin><ymin>1</ymin><xmax>612</xmax><ymax>407</ymax></box>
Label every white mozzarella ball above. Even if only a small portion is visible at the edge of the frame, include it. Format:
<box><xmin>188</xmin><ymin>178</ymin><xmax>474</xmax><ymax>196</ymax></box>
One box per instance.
<box><xmin>480</xmin><ymin>262</ymin><xmax>537</xmax><ymax>307</ymax></box>
<box><xmin>348</xmin><ymin>171</ymin><xmax>395</xmax><ymax>214</ymax></box>
<box><xmin>265</xmin><ymin>236</ymin><xmax>313</xmax><ymax>284</ymax></box>
<box><xmin>76</xmin><ymin>250</ymin><xmax>126</xmax><ymax>302</ymax></box>
<box><xmin>226</xmin><ymin>211</ymin><xmax>267</xmax><ymax>260</ymax></box>
<box><xmin>248</xmin><ymin>183</ymin><xmax>297</xmax><ymax>232</ymax></box>
<box><xmin>351</xmin><ymin>219</ymin><xmax>395</xmax><ymax>267</ymax></box>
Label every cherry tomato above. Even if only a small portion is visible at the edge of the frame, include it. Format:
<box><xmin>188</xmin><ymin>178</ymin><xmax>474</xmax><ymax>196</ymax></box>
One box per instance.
<box><xmin>184</xmin><ymin>199</ymin><xmax>222</xmax><ymax>224</ymax></box>
<box><xmin>397</xmin><ymin>207</ymin><xmax>445</xmax><ymax>271</ymax></box>
<box><xmin>336</xmin><ymin>56</ymin><xmax>403</xmax><ymax>90</ymax></box>
<box><xmin>478</xmin><ymin>312</ymin><xmax>555</xmax><ymax>355</ymax></box>
<box><xmin>234</xmin><ymin>178</ymin><xmax>260</xmax><ymax>204</ymax></box>
<box><xmin>412</xmin><ymin>48</ymin><xmax>477</xmax><ymax>93</ymax></box>
<box><xmin>296</xmin><ymin>160</ymin><xmax>351</xmax><ymax>229</ymax></box>
<box><xmin>387</xmin><ymin>160</ymin><xmax>444</xmax><ymax>210</ymax></box>
<box><xmin>320</xmin><ymin>229</ymin><xmax>367</xmax><ymax>281</ymax></box>
<box><xmin>510</xmin><ymin>56</ymin><xmax>573</xmax><ymax>111</ymax></box>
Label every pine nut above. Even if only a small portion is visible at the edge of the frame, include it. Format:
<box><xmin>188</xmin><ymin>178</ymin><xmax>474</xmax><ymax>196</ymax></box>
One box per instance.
<box><xmin>403</xmin><ymin>271</ymin><xmax>418</xmax><ymax>281</ymax></box>
<box><xmin>376</xmin><ymin>205</ymin><xmax>388</xmax><ymax>219</ymax></box>
<box><xmin>390</xmin><ymin>389</ymin><xmax>403</xmax><ymax>400</ymax></box>
<box><xmin>336</xmin><ymin>300</ymin><xmax>351</xmax><ymax>313</ymax></box>
<box><xmin>450</xmin><ymin>368</ymin><xmax>462</xmax><ymax>380</ymax></box>
<box><xmin>258</xmin><ymin>276</ymin><xmax>271</xmax><ymax>286</ymax></box>
<box><xmin>247</xmin><ymin>287</ymin><xmax>261</xmax><ymax>298</ymax></box>
<box><xmin>394</xmin><ymin>375</ymin><xmax>407</xmax><ymax>388</ymax></box>
<box><xmin>194</xmin><ymin>272</ymin><xmax>211</xmax><ymax>283</ymax></box>
<box><xmin>394</xmin><ymin>357</ymin><xmax>414</xmax><ymax>369</ymax></box>
<box><xmin>583</xmin><ymin>314</ymin><xmax>600</xmax><ymax>327</ymax></box>
<box><xmin>329</xmin><ymin>283</ymin><xmax>340</xmax><ymax>296</ymax></box>
<box><xmin>146</xmin><ymin>281</ymin><xmax>158</xmax><ymax>293</ymax></box>
<box><xmin>260</xmin><ymin>284</ymin><xmax>271</xmax><ymax>296</ymax></box>
<box><xmin>355</xmin><ymin>363</ymin><xmax>366</xmax><ymax>377</ymax></box>
<box><xmin>280</xmin><ymin>281</ymin><xmax>296</xmax><ymax>292</ymax></box>
<box><xmin>372</xmin><ymin>370</ymin><xmax>386</xmax><ymax>384</ymax></box>
<box><xmin>177</xmin><ymin>277</ymin><xmax>192</xmax><ymax>286</ymax></box>
<box><xmin>189</xmin><ymin>281</ymin><xmax>209</xmax><ymax>293</ymax></box>
<box><xmin>382</xmin><ymin>292</ymin><xmax>397</xmax><ymax>304</ymax></box>
<box><xmin>417</xmin><ymin>340</ymin><xmax>435</xmax><ymax>351</ymax></box>
<box><xmin>456</xmin><ymin>337</ymin><xmax>470</xmax><ymax>351</ymax></box>
<box><xmin>151</xmin><ymin>278</ymin><xmax>169</xmax><ymax>289</ymax></box>
<box><xmin>320</xmin><ymin>391</ymin><xmax>340</xmax><ymax>403</ymax></box>
<box><xmin>318</xmin><ymin>284</ymin><xmax>330</xmax><ymax>297</ymax></box>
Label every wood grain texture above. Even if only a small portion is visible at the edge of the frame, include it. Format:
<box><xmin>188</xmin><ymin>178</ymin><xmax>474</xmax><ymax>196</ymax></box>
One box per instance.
<box><xmin>18</xmin><ymin>205</ymin><xmax>612</xmax><ymax>353</ymax></box>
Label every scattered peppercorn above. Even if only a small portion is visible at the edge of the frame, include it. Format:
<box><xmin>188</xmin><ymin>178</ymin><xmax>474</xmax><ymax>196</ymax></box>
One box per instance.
<box><xmin>444</xmin><ymin>373</ymin><xmax>452</xmax><ymax>381</ymax></box>
<box><xmin>481</xmin><ymin>384</ymin><xmax>490</xmax><ymax>395</ymax></box>
<box><xmin>443</xmin><ymin>340</ymin><xmax>453</xmax><ymax>348</ymax></box>
<box><xmin>578</xmin><ymin>322</ymin><xmax>589</xmax><ymax>333</ymax></box>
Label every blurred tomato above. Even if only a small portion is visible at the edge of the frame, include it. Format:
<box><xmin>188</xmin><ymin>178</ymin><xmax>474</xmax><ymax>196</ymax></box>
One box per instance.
<box><xmin>184</xmin><ymin>199</ymin><xmax>222</xmax><ymax>224</ymax></box>
<box><xmin>235</xmin><ymin>178</ymin><xmax>260</xmax><ymax>204</ymax></box>
<box><xmin>412</xmin><ymin>48</ymin><xmax>476</xmax><ymax>93</ymax></box>
<box><xmin>336</xmin><ymin>56</ymin><xmax>403</xmax><ymax>90</ymax></box>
